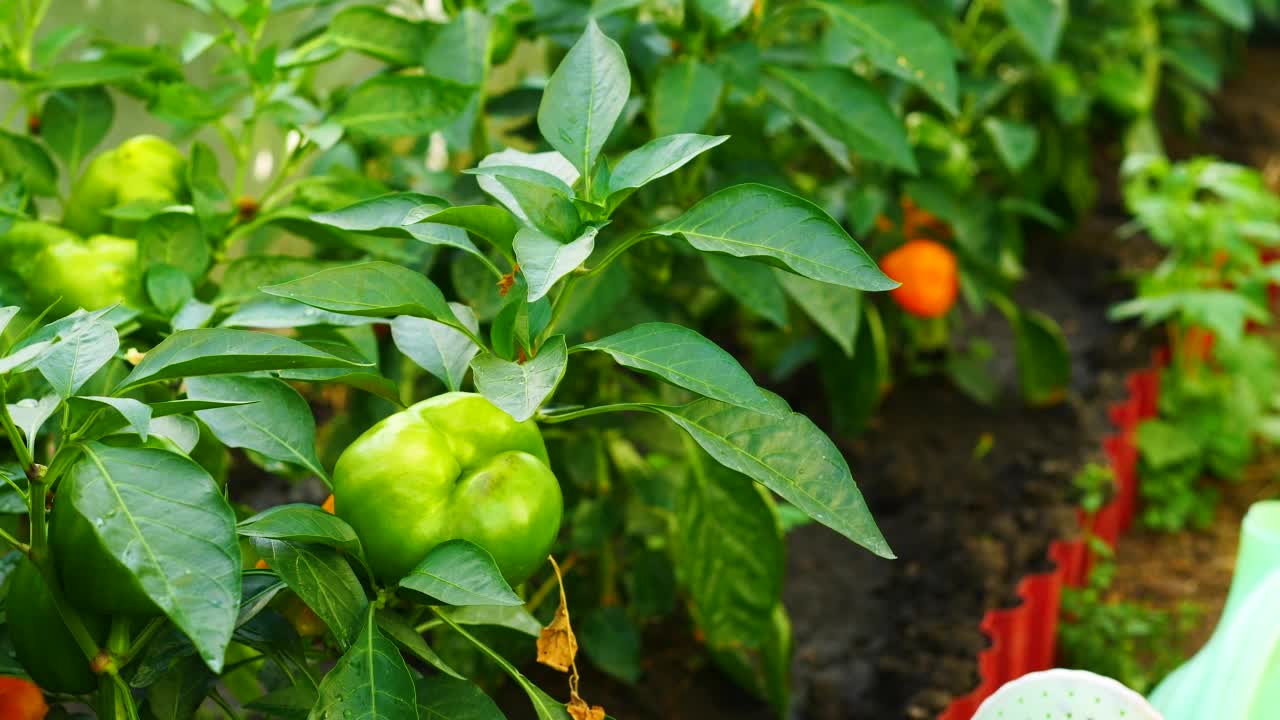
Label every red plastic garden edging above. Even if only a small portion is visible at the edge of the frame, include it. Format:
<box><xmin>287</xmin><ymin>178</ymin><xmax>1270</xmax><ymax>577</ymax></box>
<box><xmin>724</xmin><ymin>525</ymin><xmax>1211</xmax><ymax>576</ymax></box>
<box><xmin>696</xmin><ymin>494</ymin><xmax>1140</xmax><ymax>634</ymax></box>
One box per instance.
<box><xmin>937</xmin><ymin>360</ymin><xmax>1163</xmax><ymax>720</ymax></box>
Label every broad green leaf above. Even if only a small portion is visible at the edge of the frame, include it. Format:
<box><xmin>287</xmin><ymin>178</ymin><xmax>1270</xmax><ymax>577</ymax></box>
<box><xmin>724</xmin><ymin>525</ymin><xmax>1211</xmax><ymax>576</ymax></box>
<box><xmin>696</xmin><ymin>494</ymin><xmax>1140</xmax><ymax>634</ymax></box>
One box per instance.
<box><xmin>444</xmin><ymin>605</ymin><xmax>542</xmax><ymax>637</ymax></box>
<box><xmin>607</xmin><ymin>133</ymin><xmax>728</xmax><ymax>201</ymax></box>
<box><xmin>415</xmin><ymin>676</ymin><xmax>506</xmax><ymax>720</ymax></box>
<box><xmin>653</xmin><ymin>394</ymin><xmax>891</xmax><ymax>557</ymax></box>
<box><xmin>262</xmin><ymin>262</ymin><xmax>465</xmax><ymax>330</ymax></box>
<box><xmin>188</xmin><ymin>142</ymin><xmax>228</xmax><ymax>235</ymax></box>
<box><xmin>140</xmin><ymin>415</ymin><xmax>201</xmax><ymax>454</ymax></box>
<box><xmin>818</xmin><ymin>2</ymin><xmax>958</xmax><ymax>114</ymax></box>
<box><xmin>764</xmin><ymin>67</ymin><xmax>915</xmax><ymax>173</ymax></box>
<box><xmin>141</xmin><ymin>655</ymin><xmax>215</xmax><ymax>720</ymax></box>
<box><xmin>674</xmin><ymin>455</ymin><xmax>783</xmax><ymax>650</ymax></box>
<box><xmin>651</xmin><ymin>183</ymin><xmax>896</xmax><ymax>291</ymax></box>
<box><xmin>467</xmin><ymin>165</ymin><xmax>580</xmax><ymax>241</ymax></box>
<box><xmin>40</xmin><ymin>59</ymin><xmax>150</xmax><ymax>88</ymax></box>
<box><xmin>472</xmin><ymin>335</ymin><xmax>568</xmax><ymax>422</ymax></box>
<box><xmin>474</xmin><ymin>148</ymin><xmax>580</xmax><ymax>190</ymax></box>
<box><xmin>515</xmin><ymin>226</ymin><xmax>597</xmax><ymax>302</ymax></box>
<box><xmin>147</xmin><ymin>265</ymin><xmax>195</xmax><ymax>317</ymax></box>
<box><xmin>139</xmin><ymin>212</ymin><xmax>211</xmax><ymax>281</ymax></box>
<box><xmin>41</xmin><ymin>87</ymin><xmax>113</xmax><ymax>172</ymax></box>
<box><xmin>253</xmin><ymin>538</ymin><xmax>368</xmax><ymax>649</ymax></box>
<box><xmin>1003</xmin><ymin>0</ymin><xmax>1066</xmax><ymax>61</ymax></box>
<box><xmin>649</xmin><ymin>58</ymin><xmax>723</xmax><ymax>137</ymax></box>
<box><xmin>308</xmin><ymin>608</ymin><xmax>417</xmax><ymax>720</ymax></box>
<box><xmin>376</xmin><ymin>610</ymin><xmax>463</xmax><ymax>679</ymax></box>
<box><xmin>35</xmin><ymin>315</ymin><xmax>118</xmax><ymax>397</ymax></box>
<box><xmin>424</xmin><ymin>8</ymin><xmax>491</xmax><ymax>87</ymax></box>
<box><xmin>775</xmin><ymin>271</ymin><xmax>861</xmax><ymax>356</ymax></box>
<box><xmin>222</xmin><ymin>297</ymin><xmax>383</xmax><ymax>329</ymax></box>
<box><xmin>247</xmin><ymin>687</ymin><xmax>318</xmax><ymax>720</ymax></box>
<box><xmin>72</xmin><ymin>396</ymin><xmax>152</xmax><ymax>439</ymax></box>
<box><xmin>0</xmin><ymin>306</ymin><xmax>17</xmax><ymax>336</ymax></box>
<box><xmin>0</xmin><ymin>130</ymin><xmax>58</xmax><ymax>196</ymax></box>
<box><xmin>1199</xmin><ymin>0</ymin><xmax>1251</xmax><ymax>29</ymax></box>
<box><xmin>335</xmin><ymin>74</ymin><xmax>472</xmax><ymax>138</ymax></box>
<box><xmin>62</xmin><ymin>444</ymin><xmax>240</xmax><ymax>671</ymax></box>
<box><xmin>982</xmin><ymin>117</ymin><xmax>1039</xmax><ymax>173</ymax></box>
<box><xmin>693</xmin><ymin>0</ymin><xmax>753</xmax><ymax>34</ymax></box>
<box><xmin>407</xmin><ymin>205</ymin><xmax>519</xmax><ymax>262</ymax></box>
<box><xmin>238</xmin><ymin>504</ymin><xmax>361</xmax><ymax>554</ymax></box>
<box><xmin>536</xmin><ymin>20</ymin><xmax>630</xmax><ymax>177</ymax></box>
<box><xmin>399</xmin><ymin>540</ymin><xmax>523</xmax><ymax>606</ymax></box>
<box><xmin>576</xmin><ymin>322</ymin><xmax>771</xmax><ymax>412</ymax></box>
<box><xmin>115</xmin><ymin>328</ymin><xmax>366</xmax><ymax>393</ymax></box>
<box><xmin>704</xmin><ymin>255</ymin><xmax>788</xmax><ymax>328</ymax></box>
<box><xmin>392</xmin><ymin>303</ymin><xmax>481</xmax><ymax>392</ymax></box>
<box><xmin>149</xmin><ymin>399</ymin><xmax>254</xmax><ymax>417</ymax></box>
<box><xmin>310</xmin><ymin>194</ymin><xmax>491</xmax><ymax>270</ymax></box>
<box><xmin>331</xmin><ymin>5</ymin><xmax>427</xmax><ymax>65</ymax></box>
<box><xmin>187</xmin><ymin>375</ymin><xmax>328</xmax><ymax>482</ymax></box>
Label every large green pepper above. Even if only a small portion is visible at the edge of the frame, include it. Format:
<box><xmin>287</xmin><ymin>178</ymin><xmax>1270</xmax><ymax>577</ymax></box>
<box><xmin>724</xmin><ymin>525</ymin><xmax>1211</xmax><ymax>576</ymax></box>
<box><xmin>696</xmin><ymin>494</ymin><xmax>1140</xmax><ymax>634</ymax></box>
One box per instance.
<box><xmin>0</xmin><ymin>220</ymin><xmax>79</xmax><ymax>281</ymax></box>
<box><xmin>7</xmin><ymin>557</ymin><xmax>108</xmax><ymax>694</ymax></box>
<box><xmin>333</xmin><ymin>392</ymin><xmax>563</xmax><ymax>585</ymax></box>
<box><xmin>62</xmin><ymin>135</ymin><xmax>187</xmax><ymax>237</ymax></box>
<box><xmin>29</xmin><ymin>234</ymin><xmax>140</xmax><ymax>315</ymax></box>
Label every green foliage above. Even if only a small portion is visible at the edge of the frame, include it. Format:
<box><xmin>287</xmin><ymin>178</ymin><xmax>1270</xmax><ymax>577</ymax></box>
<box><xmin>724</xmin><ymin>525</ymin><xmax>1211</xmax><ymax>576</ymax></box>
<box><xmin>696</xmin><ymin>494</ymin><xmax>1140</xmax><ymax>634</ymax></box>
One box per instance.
<box><xmin>1059</xmin><ymin>540</ymin><xmax>1202</xmax><ymax>694</ymax></box>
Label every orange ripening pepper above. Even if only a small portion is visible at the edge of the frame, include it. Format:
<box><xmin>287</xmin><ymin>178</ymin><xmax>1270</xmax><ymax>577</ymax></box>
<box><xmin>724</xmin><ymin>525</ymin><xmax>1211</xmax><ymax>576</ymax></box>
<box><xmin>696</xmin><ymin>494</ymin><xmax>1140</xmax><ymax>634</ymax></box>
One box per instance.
<box><xmin>879</xmin><ymin>240</ymin><xmax>959</xmax><ymax>318</ymax></box>
<box><xmin>0</xmin><ymin>677</ymin><xmax>48</xmax><ymax>720</ymax></box>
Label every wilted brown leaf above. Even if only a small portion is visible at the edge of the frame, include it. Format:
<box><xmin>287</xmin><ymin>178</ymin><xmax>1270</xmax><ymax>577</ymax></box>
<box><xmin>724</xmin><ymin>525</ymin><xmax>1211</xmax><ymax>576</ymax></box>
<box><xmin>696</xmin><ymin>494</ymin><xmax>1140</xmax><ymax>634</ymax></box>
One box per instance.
<box><xmin>537</xmin><ymin>600</ymin><xmax>577</xmax><ymax>672</ymax></box>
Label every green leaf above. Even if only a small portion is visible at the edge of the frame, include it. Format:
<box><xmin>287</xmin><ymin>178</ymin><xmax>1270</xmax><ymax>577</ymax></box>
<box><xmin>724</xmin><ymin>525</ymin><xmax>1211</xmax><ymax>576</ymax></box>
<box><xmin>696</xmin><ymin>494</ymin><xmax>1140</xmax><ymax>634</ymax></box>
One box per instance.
<box><xmin>1198</xmin><ymin>0</ymin><xmax>1251</xmax><ymax>29</ymax></box>
<box><xmin>221</xmin><ymin>297</ymin><xmax>382</xmax><ymax>329</ymax></box>
<box><xmin>982</xmin><ymin>117</ymin><xmax>1039</xmax><ymax>173</ymax></box>
<box><xmin>444</xmin><ymin>605</ymin><xmax>542</xmax><ymax>637</ymax></box>
<box><xmin>115</xmin><ymin>329</ymin><xmax>366</xmax><ymax>393</ymax></box>
<box><xmin>71</xmin><ymin>396</ymin><xmax>152</xmax><ymax>438</ymax></box>
<box><xmin>238</xmin><ymin>504</ymin><xmax>361</xmax><ymax>554</ymax></box>
<box><xmin>817</xmin><ymin>2</ymin><xmax>958</xmax><ymax>114</ymax></box>
<box><xmin>399</xmin><ymin>539</ymin><xmax>523</xmax><ymax>606</ymax></box>
<box><xmin>262</xmin><ymin>261</ymin><xmax>465</xmax><ymax>330</ymax></box>
<box><xmin>334</xmin><ymin>74</ymin><xmax>472</xmax><ymax>138</ymax></box>
<box><xmin>376</xmin><ymin>610</ymin><xmax>463</xmax><ymax>680</ymax></box>
<box><xmin>536</xmin><ymin>20</ymin><xmax>630</xmax><ymax>177</ymax></box>
<box><xmin>652</xmin><ymin>183</ymin><xmax>896</xmax><ymax>291</ymax></box>
<box><xmin>41</xmin><ymin>87</ymin><xmax>113</xmax><ymax>172</ymax></box>
<box><xmin>139</xmin><ymin>212</ymin><xmax>211</xmax><ymax>281</ymax></box>
<box><xmin>0</xmin><ymin>130</ymin><xmax>58</xmax><ymax>196</ymax></box>
<box><xmin>187</xmin><ymin>375</ymin><xmax>328</xmax><ymax>482</ymax></box>
<box><xmin>35</xmin><ymin>314</ymin><xmax>118</xmax><ymax>397</ymax></box>
<box><xmin>254</xmin><ymin>538</ymin><xmax>368</xmax><ymax>649</ymax></box>
<box><xmin>188</xmin><ymin>142</ymin><xmax>228</xmax><ymax>235</ymax></box>
<box><xmin>415</xmin><ymin>676</ymin><xmax>506</xmax><ymax>720</ymax></box>
<box><xmin>653</xmin><ymin>394</ymin><xmax>891</xmax><ymax>557</ymax></box>
<box><xmin>141</xmin><ymin>655</ymin><xmax>215</xmax><ymax>720</ymax></box>
<box><xmin>703</xmin><ymin>255</ymin><xmax>788</xmax><ymax>328</ymax></box>
<box><xmin>247</xmin><ymin>687</ymin><xmax>318</xmax><ymax>719</ymax></box>
<box><xmin>277</xmin><ymin>342</ymin><xmax>402</xmax><ymax>408</ymax></box>
<box><xmin>311</xmin><ymin>193</ymin><xmax>491</xmax><ymax>270</ymax></box>
<box><xmin>308</xmin><ymin>607</ymin><xmax>418</xmax><ymax>720</ymax></box>
<box><xmin>578</xmin><ymin>607</ymin><xmax>642</xmax><ymax>684</ymax></box>
<box><xmin>407</xmin><ymin>205</ymin><xmax>519</xmax><ymax>263</ymax></box>
<box><xmin>674</xmin><ymin>455</ymin><xmax>783</xmax><ymax>650</ymax></box>
<box><xmin>764</xmin><ymin>67</ymin><xmax>916</xmax><ymax>173</ymax></box>
<box><xmin>649</xmin><ymin>58</ymin><xmax>723</xmax><ymax>137</ymax></box>
<box><xmin>6</xmin><ymin>395</ymin><xmax>59</xmax><ymax>452</ymax></box>
<box><xmin>607</xmin><ymin>133</ymin><xmax>728</xmax><ymax>201</ymax></box>
<box><xmin>471</xmin><ymin>335</ymin><xmax>569</xmax><ymax>422</ymax></box>
<box><xmin>515</xmin><ymin>226</ymin><xmax>597</xmax><ymax>302</ymax></box>
<box><xmin>39</xmin><ymin>58</ymin><xmax>150</xmax><ymax>88</ymax></box>
<box><xmin>0</xmin><ymin>306</ymin><xmax>18</xmax><ymax>337</ymax></box>
<box><xmin>63</xmin><ymin>444</ymin><xmax>240</xmax><ymax>671</ymax></box>
<box><xmin>391</xmin><ymin>303</ymin><xmax>481</xmax><ymax>392</ymax></box>
<box><xmin>331</xmin><ymin>5</ymin><xmax>427</xmax><ymax>65</ymax></box>
<box><xmin>147</xmin><ymin>265</ymin><xmax>195</xmax><ymax>317</ymax></box>
<box><xmin>775</xmin><ymin>271</ymin><xmax>861</xmax><ymax>356</ymax></box>
<box><xmin>1010</xmin><ymin>308</ymin><xmax>1070</xmax><ymax>406</ymax></box>
<box><xmin>576</xmin><ymin>323</ymin><xmax>771</xmax><ymax>412</ymax></box>
<box><xmin>1002</xmin><ymin>0</ymin><xmax>1066</xmax><ymax>61</ymax></box>
<box><xmin>693</xmin><ymin>0</ymin><xmax>753</xmax><ymax>34</ymax></box>
<box><xmin>468</xmin><ymin>165</ymin><xmax>580</xmax><ymax>241</ymax></box>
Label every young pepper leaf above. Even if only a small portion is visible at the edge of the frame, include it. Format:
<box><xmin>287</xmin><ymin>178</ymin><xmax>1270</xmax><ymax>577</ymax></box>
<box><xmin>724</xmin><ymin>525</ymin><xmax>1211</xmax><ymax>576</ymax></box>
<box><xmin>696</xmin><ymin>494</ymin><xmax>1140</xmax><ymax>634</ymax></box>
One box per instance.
<box><xmin>606</xmin><ymin>133</ymin><xmax>729</xmax><ymax>203</ymax></box>
<box><xmin>309</xmin><ymin>607</ymin><xmax>418</xmax><ymax>720</ymax></box>
<box><xmin>262</xmin><ymin>261</ymin><xmax>469</xmax><ymax>333</ymax></box>
<box><xmin>651</xmin><ymin>183</ymin><xmax>897</xmax><ymax>292</ymax></box>
<box><xmin>536</xmin><ymin>19</ymin><xmax>631</xmax><ymax>178</ymax></box>
<box><xmin>472</xmin><ymin>335</ymin><xmax>569</xmax><ymax>422</ymax></box>
<box><xmin>252</xmin><ymin>538</ymin><xmax>368</xmax><ymax>650</ymax></box>
<box><xmin>399</xmin><ymin>539</ymin><xmax>524</xmax><ymax>607</ymax></box>
<box><xmin>516</xmin><ymin>226</ymin><xmax>598</xmax><ymax>302</ymax></box>
<box><xmin>574</xmin><ymin>322</ymin><xmax>774</xmax><ymax>413</ymax></box>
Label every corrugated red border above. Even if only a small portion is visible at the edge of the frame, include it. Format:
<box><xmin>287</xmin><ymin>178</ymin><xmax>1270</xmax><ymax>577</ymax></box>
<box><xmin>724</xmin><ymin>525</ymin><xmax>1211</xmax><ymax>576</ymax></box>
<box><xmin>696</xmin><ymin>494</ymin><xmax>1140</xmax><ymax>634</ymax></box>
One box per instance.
<box><xmin>937</xmin><ymin>360</ymin><xmax>1162</xmax><ymax>719</ymax></box>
